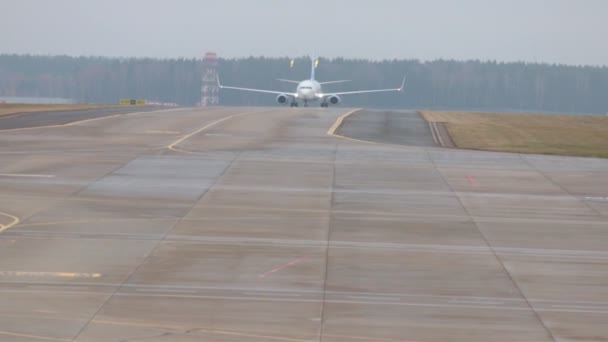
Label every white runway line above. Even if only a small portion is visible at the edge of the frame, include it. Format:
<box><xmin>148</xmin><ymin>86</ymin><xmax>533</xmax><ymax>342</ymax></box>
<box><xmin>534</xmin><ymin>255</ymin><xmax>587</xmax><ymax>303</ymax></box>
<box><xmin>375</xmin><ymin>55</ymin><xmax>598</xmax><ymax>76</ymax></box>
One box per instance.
<box><xmin>0</xmin><ymin>271</ymin><xmax>101</xmax><ymax>278</ymax></box>
<box><xmin>551</xmin><ymin>304</ymin><xmax>608</xmax><ymax>310</ymax></box>
<box><xmin>27</xmin><ymin>285</ymin><xmax>89</xmax><ymax>291</ymax></box>
<box><xmin>449</xmin><ymin>299</ymin><xmax>504</xmax><ymax>305</ymax></box>
<box><xmin>135</xmin><ymin>288</ymin><xmax>197</xmax><ymax>294</ymax></box>
<box><xmin>243</xmin><ymin>292</ymin><xmax>302</xmax><ymax>297</ymax></box>
<box><xmin>584</xmin><ymin>196</ymin><xmax>608</xmax><ymax>201</ymax></box>
<box><xmin>0</xmin><ymin>173</ymin><xmax>55</xmax><ymax>178</ymax></box>
<box><xmin>348</xmin><ymin>296</ymin><xmax>401</xmax><ymax>301</ymax></box>
<box><xmin>429</xmin><ymin>122</ymin><xmax>439</xmax><ymax>145</ymax></box>
<box><xmin>145</xmin><ymin>130</ymin><xmax>181</xmax><ymax>134</ymax></box>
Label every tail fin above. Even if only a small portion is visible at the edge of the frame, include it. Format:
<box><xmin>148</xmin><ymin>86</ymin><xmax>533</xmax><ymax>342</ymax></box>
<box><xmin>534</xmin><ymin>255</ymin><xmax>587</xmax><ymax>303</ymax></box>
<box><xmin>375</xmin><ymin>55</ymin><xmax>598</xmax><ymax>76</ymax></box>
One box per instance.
<box><xmin>310</xmin><ymin>56</ymin><xmax>317</xmax><ymax>80</ymax></box>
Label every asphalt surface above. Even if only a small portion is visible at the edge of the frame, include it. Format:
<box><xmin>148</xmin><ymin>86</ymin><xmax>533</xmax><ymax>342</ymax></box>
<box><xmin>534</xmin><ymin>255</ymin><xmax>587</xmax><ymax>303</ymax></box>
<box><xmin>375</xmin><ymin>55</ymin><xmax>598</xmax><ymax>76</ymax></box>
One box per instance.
<box><xmin>0</xmin><ymin>106</ymin><xmax>607</xmax><ymax>341</ymax></box>
<box><xmin>0</xmin><ymin>106</ymin><xmax>165</xmax><ymax>130</ymax></box>
<box><xmin>337</xmin><ymin>109</ymin><xmax>437</xmax><ymax>146</ymax></box>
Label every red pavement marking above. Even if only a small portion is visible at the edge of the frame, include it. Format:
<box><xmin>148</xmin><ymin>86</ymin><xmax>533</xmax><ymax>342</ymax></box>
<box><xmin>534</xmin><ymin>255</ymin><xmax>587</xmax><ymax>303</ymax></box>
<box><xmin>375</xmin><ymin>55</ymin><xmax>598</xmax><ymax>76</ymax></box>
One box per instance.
<box><xmin>466</xmin><ymin>175</ymin><xmax>478</xmax><ymax>187</ymax></box>
<box><xmin>258</xmin><ymin>256</ymin><xmax>310</xmax><ymax>279</ymax></box>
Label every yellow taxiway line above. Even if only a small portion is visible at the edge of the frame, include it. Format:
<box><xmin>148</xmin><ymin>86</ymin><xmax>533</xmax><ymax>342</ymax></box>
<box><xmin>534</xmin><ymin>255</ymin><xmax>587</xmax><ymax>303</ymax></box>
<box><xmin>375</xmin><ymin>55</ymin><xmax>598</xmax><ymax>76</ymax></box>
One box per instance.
<box><xmin>167</xmin><ymin>109</ymin><xmax>267</xmax><ymax>153</ymax></box>
<box><xmin>327</xmin><ymin>109</ymin><xmax>442</xmax><ymax>149</ymax></box>
<box><xmin>326</xmin><ymin>109</ymin><xmax>361</xmax><ymax>136</ymax></box>
<box><xmin>326</xmin><ymin>108</ymin><xmax>385</xmax><ymax>145</ymax></box>
<box><xmin>0</xmin><ymin>212</ymin><xmax>20</xmax><ymax>233</ymax></box>
<box><xmin>0</xmin><ymin>108</ymin><xmax>183</xmax><ymax>132</ymax></box>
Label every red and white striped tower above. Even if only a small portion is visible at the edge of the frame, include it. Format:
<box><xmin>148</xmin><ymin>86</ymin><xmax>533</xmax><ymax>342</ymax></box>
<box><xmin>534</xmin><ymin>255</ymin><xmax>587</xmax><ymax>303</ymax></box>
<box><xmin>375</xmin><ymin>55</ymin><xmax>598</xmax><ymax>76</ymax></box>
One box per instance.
<box><xmin>201</xmin><ymin>52</ymin><xmax>219</xmax><ymax>106</ymax></box>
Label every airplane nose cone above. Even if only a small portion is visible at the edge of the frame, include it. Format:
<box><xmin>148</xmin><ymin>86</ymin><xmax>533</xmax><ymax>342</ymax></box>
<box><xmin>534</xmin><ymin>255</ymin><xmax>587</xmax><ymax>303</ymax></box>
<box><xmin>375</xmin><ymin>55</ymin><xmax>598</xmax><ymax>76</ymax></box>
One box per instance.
<box><xmin>299</xmin><ymin>89</ymin><xmax>313</xmax><ymax>99</ymax></box>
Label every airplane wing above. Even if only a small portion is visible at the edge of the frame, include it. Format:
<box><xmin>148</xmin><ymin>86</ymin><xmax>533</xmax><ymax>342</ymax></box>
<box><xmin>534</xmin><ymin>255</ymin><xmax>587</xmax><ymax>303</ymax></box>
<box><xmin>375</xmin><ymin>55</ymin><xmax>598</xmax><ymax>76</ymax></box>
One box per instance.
<box><xmin>218</xmin><ymin>77</ymin><xmax>295</xmax><ymax>96</ymax></box>
<box><xmin>278</xmin><ymin>79</ymin><xmax>351</xmax><ymax>85</ymax></box>
<box><xmin>319</xmin><ymin>76</ymin><xmax>405</xmax><ymax>97</ymax></box>
<box><xmin>319</xmin><ymin>80</ymin><xmax>351</xmax><ymax>85</ymax></box>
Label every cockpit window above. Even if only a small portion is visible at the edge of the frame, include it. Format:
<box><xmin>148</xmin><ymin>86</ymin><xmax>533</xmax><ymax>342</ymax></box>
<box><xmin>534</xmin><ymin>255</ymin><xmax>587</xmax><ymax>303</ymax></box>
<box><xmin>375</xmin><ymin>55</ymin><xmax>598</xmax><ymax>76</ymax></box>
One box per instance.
<box><xmin>299</xmin><ymin>86</ymin><xmax>312</xmax><ymax>89</ymax></box>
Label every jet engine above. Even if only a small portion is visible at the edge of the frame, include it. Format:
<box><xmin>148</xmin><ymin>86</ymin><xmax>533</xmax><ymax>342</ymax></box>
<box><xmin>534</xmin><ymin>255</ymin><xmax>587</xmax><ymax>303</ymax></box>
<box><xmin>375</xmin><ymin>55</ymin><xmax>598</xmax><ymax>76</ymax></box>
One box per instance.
<box><xmin>328</xmin><ymin>95</ymin><xmax>341</xmax><ymax>105</ymax></box>
<box><xmin>276</xmin><ymin>94</ymin><xmax>289</xmax><ymax>104</ymax></box>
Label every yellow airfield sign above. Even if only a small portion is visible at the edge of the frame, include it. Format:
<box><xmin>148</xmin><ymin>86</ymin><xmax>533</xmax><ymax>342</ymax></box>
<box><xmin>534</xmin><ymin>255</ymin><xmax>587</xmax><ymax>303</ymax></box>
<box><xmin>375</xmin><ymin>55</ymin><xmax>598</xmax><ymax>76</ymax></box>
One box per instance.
<box><xmin>120</xmin><ymin>99</ymin><xmax>147</xmax><ymax>105</ymax></box>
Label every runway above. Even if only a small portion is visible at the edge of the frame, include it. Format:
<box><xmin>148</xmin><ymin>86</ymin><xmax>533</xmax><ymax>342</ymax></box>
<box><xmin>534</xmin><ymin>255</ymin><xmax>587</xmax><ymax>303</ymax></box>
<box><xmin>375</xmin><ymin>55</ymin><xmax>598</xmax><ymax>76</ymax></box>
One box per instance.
<box><xmin>0</xmin><ymin>106</ymin><xmax>607</xmax><ymax>341</ymax></box>
<box><xmin>0</xmin><ymin>106</ymin><xmax>165</xmax><ymax>130</ymax></box>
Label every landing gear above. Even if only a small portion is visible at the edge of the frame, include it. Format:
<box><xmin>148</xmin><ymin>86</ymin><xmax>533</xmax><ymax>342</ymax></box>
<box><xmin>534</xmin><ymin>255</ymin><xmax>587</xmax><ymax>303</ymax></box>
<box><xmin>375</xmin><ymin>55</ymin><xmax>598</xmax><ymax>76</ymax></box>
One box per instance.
<box><xmin>290</xmin><ymin>102</ymin><xmax>299</xmax><ymax>107</ymax></box>
<box><xmin>321</xmin><ymin>103</ymin><xmax>329</xmax><ymax>108</ymax></box>
<box><xmin>303</xmin><ymin>100</ymin><xmax>309</xmax><ymax>107</ymax></box>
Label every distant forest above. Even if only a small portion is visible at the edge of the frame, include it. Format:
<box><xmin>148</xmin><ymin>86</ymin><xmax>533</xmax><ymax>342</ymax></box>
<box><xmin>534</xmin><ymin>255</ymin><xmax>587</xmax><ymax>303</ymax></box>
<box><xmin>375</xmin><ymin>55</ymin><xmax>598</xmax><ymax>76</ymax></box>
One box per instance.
<box><xmin>1</xmin><ymin>54</ymin><xmax>607</xmax><ymax>114</ymax></box>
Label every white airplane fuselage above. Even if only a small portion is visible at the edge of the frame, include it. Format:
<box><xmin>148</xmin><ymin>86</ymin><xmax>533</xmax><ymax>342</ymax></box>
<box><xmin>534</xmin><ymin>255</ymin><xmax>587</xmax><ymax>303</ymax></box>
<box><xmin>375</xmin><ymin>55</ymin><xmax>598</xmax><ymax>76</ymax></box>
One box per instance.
<box><xmin>296</xmin><ymin>80</ymin><xmax>322</xmax><ymax>102</ymax></box>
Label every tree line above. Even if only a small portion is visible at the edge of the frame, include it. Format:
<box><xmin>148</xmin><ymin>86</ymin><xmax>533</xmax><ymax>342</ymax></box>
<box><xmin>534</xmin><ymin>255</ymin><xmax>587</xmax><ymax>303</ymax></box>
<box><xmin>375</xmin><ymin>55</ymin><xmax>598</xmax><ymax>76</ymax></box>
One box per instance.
<box><xmin>1</xmin><ymin>54</ymin><xmax>607</xmax><ymax>114</ymax></box>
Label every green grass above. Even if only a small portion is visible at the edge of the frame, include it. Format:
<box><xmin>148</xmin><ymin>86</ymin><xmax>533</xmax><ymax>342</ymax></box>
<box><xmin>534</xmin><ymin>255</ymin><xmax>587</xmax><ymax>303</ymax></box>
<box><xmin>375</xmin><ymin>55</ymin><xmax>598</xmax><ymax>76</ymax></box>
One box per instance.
<box><xmin>420</xmin><ymin>111</ymin><xmax>608</xmax><ymax>158</ymax></box>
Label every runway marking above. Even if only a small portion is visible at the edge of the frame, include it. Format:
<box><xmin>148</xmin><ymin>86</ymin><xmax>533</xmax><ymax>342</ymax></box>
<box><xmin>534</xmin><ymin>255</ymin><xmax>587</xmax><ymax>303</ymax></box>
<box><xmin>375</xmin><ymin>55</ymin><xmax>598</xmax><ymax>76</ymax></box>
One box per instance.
<box><xmin>0</xmin><ymin>212</ymin><xmax>20</xmax><ymax>233</ymax></box>
<box><xmin>0</xmin><ymin>330</ymin><xmax>70</xmax><ymax>341</ymax></box>
<box><xmin>0</xmin><ymin>173</ymin><xmax>55</xmax><ymax>178</ymax></box>
<box><xmin>348</xmin><ymin>295</ymin><xmax>401</xmax><ymax>301</ymax></box>
<box><xmin>199</xmin><ymin>329</ymin><xmax>312</xmax><ymax>342</ymax></box>
<box><xmin>466</xmin><ymin>175</ymin><xmax>478</xmax><ymax>187</ymax></box>
<box><xmin>3</xmin><ymin>288</ymin><xmax>608</xmax><ymax>314</ymax></box>
<box><xmin>64</xmin><ymin>114</ymin><xmax>122</xmax><ymax>126</ymax></box>
<box><xmin>258</xmin><ymin>256</ymin><xmax>310</xmax><ymax>278</ymax></box>
<box><xmin>6</xmin><ymin>281</ymin><xmax>608</xmax><ymax>308</ymax></box>
<box><xmin>145</xmin><ymin>130</ymin><xmax>181</xmax><ymax>134</ymax></box>
<box><xmin>135</xmin><ymin>288</ymin><xmax>197</xmax><ymax>294</ymax></box>
<box><xmin>429</xmin><ymin>122</ymin><xmax>446</xmax><ymax>147</ymax></box>
<box><xmin>551</xmin><ymin>304</ymin><xmax>608</xmax><ymax>310</ymax></box>
<box><xmin>0</xmin><ymin>289</ymin><xmax>106</xmax><ymax>296</ymax></box>
<box><xmin>323</xmin><ymin>334</ymin><xmax>409</xmax><ymax>342</ymax></box>
<box><xmin>0</xmin><ymin>108</ymin><xmax>183</xmax><ymax>132</ymax></box>
<box><xmin>429</xmin><ymin>122</ymin><xmax>439</xmax><ymax>145</ymax></box>
<box><xmin>28</xmin><ymin>285</ymin><xmax>89</xmax><ymax>291</ymax></box>
<box><xmin>163</xmin><ymin>236</ymin><xmax>608</xmax><ymax>259</ymax></box>
<box><xmin>92</xmin><ymin>319</ymin><xmax>311</xmax><ymax>342</ymax></box>
<box><xmin>449</xmin><ymin>299</ymin><xmax>504</xmax><ymax>305</ymax></box>
<box><xmin>327</xmin><ymin>109</ymin><xmax>434</xmax><ymax>149</ymax></box>
<box><xmin>205</xmin><ymin>133</ymin><xmax>232</xmax><ymax>137</ymax></box>
<box><xmin>16</xmin><ymin>217</ymin><xmax>174</xmax><ymax>228</ymax></box>
<box><xmin>585</xmin><ymin>196</ymin><xmax>608</xmax><ymax>202</ymax></box>
<box><xmin>326</xmin><ymin>109</ymin><xmax>386</xmax><ymax>145</ymax></box>
<box><xmin>243</xmin><ymin>292</ymin><xmax>302</xmax><ymax>297</ymax></box>
<box><xmin>167</xmin><ymin>110</ymin><xmax>266</xmax><ymax>153</ymax></box>
<box><xmin>113</xmin><ymin>292</ymin><xmax>537</xmax><ymax>312</ymax></box>
<box><xmin>327</xmin><ymin>109</ymin><xmax>361</xmax><ymax>135</ymax></box>
<box><xmin>0</xmin><ymin>271</ymin><xmax>101</xmax><ymax>278</ymax></box>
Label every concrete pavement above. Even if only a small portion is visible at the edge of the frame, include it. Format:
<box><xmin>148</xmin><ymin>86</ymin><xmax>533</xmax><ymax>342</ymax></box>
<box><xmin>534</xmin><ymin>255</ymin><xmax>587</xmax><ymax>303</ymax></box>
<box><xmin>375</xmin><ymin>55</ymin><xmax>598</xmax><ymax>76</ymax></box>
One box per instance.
<box><xmin>0</xmin><ymin>107</ymin><xmax>607</xmax><ymax>341</ymax></box>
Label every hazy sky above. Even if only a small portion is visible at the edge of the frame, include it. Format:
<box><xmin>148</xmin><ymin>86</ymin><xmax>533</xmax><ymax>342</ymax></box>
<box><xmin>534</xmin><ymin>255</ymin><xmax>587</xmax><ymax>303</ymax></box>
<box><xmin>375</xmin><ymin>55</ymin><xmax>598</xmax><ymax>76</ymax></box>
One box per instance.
<box><xmin>2</xmin><ymin>0</ymin><xmax>606</xmax><ymax>65</ymax></box>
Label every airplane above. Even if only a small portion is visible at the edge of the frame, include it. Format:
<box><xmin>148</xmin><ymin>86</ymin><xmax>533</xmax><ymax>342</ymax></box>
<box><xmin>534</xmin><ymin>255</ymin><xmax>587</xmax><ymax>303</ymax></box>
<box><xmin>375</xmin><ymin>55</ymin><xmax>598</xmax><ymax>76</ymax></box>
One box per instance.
<box><xmin>217</xmin><ymin>57</ymin><xmax>405</xmax><ymax>107</ymax></box>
